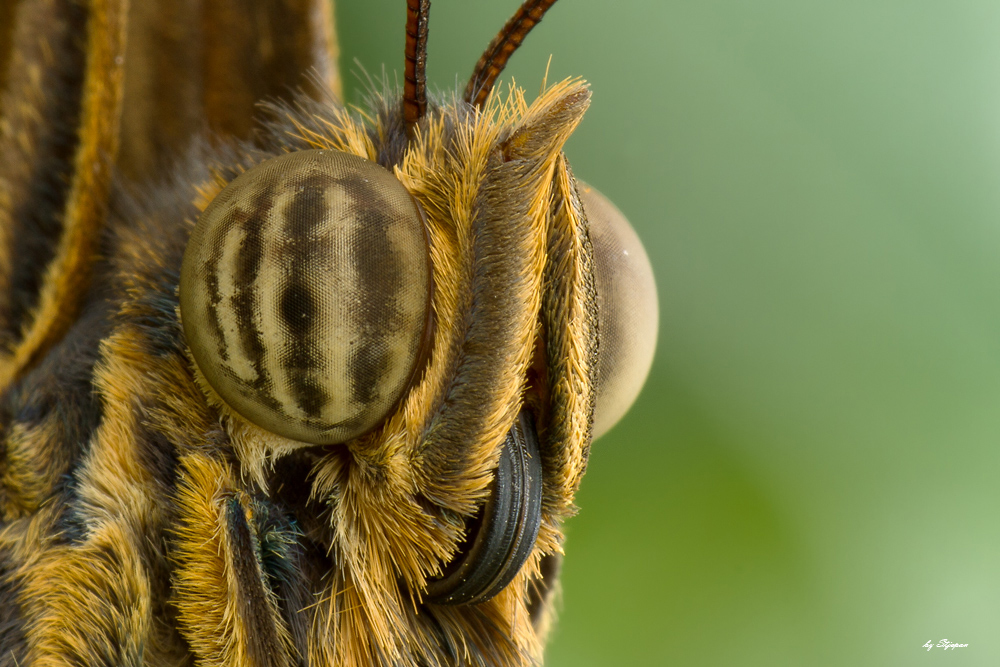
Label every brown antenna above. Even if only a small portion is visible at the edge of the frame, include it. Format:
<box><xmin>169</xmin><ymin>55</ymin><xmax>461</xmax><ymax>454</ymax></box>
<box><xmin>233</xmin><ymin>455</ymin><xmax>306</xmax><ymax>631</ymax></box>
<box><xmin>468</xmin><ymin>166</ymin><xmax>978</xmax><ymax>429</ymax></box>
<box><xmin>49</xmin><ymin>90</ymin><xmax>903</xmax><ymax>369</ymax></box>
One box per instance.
<box><xmin>464</xmin><ymin>0</ymin><xmax>559</xmax><ymax>108</ymax></box>
<box><xmin>403</xmin><ymin>0</ymin><xmax>430</xmax><ymax>138</ymax></box>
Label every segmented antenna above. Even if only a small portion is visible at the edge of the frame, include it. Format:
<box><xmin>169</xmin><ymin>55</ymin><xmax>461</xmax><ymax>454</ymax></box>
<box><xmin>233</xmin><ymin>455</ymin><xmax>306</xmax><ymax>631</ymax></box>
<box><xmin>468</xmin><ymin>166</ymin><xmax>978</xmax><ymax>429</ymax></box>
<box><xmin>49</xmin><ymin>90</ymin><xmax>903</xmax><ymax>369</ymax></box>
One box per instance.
<box><xmin>464</xmin><ymin>0</ymin><xmax>559</xmax><ymax>108</ymax></box>
<box><xmin>403</xmin><ymin>0</ymin><xmax>430</xmax><ymax>138</ymax></box>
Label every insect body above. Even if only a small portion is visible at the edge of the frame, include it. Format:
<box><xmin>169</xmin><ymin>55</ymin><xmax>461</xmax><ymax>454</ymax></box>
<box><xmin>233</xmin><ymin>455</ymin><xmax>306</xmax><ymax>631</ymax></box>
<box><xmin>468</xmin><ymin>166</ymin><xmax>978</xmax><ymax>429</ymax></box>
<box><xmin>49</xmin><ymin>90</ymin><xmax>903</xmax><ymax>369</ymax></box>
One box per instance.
<box><xmin>0</xmin><ymin>1</ymin><xmax>657</xmax><ymax>666</ymax></box>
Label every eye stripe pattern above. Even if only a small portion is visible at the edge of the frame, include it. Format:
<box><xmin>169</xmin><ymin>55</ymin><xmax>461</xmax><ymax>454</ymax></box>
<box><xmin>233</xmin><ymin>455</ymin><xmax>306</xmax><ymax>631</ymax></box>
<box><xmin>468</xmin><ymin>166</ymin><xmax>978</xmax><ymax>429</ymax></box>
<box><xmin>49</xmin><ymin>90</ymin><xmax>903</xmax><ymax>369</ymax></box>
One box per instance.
<box><xmin>180</xmin><ymin>150</ymin><xmax>431</xmax><ymax>444</ymax></box>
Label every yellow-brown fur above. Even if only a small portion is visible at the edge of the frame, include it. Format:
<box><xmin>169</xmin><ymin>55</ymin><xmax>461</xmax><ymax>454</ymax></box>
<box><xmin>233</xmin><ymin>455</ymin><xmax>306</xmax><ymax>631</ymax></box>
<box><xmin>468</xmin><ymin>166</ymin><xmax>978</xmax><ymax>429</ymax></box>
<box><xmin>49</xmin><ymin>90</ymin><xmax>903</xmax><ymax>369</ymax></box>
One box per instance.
<box><xmin>173</xmin><ymin>453</ymin><xmax>298</xmax><ymax>666</ymax></box>
<box><xmin>0</xmin><ymin>2</ymin><xmax>598</xmax><ymax>666</ymax></box>
<box><xmin>0</xmin><ymin>0</ymin><xmax>126</xmax><ymax>388</ymax></box>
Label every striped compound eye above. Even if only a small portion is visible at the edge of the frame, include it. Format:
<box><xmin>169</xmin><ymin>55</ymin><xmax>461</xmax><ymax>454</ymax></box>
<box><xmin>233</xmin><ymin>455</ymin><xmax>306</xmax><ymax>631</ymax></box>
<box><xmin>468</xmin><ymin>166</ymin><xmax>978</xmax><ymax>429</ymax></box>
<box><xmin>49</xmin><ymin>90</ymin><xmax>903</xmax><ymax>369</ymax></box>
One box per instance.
<box><xmin>580</xmin><ymin>183</ymin><xmax>659</xmax><ymax>440</ymax></box>
<box><xmin>180</xmin><ymin>150</ymin><xmax>431</xmax><ymax>445</ymax></box>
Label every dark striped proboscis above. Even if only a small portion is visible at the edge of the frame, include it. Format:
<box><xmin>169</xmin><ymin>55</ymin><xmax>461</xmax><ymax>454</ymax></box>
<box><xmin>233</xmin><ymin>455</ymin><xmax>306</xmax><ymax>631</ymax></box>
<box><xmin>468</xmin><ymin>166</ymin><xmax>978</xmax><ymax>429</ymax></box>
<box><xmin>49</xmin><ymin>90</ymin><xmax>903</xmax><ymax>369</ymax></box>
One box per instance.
<box><xmin>180</xmin><ymin>150</ymin><xmax>430</xmax><ymax>444</ymax></box>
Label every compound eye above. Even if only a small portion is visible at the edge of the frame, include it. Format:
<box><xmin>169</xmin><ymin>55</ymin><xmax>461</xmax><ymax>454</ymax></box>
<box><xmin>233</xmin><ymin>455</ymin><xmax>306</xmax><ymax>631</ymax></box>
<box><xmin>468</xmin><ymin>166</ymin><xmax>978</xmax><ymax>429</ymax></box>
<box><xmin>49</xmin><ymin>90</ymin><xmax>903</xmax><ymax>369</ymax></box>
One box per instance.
<box><xmin>580</xmin><ymin>183</ymin><xmax>658</xmax><ymax>439</ymax></box>
<box><xmin>180</xmin><ymin>150</ymin><xmax>431</xmax><ymax>444</ymax></box>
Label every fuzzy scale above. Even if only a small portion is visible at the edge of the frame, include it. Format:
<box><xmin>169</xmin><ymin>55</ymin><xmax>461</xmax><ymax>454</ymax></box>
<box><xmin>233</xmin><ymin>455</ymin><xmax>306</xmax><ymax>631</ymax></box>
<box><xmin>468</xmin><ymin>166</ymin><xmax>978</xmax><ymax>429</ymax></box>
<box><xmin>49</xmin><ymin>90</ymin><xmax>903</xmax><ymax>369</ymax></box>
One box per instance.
<box><xmin>0</xmin><ymin>77</ymin><xmax>596</xmax><ymax>667</ymax></box>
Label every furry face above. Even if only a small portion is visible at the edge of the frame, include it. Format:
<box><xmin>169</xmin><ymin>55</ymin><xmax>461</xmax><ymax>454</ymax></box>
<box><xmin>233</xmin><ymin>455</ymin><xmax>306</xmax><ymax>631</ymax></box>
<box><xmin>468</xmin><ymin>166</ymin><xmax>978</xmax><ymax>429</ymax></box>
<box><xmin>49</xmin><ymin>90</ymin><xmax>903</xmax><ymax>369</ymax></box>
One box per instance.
<box><xmin>0</xmin><ymin>1</ymin><xmax>656</xmax><ymax>666</ymax></box>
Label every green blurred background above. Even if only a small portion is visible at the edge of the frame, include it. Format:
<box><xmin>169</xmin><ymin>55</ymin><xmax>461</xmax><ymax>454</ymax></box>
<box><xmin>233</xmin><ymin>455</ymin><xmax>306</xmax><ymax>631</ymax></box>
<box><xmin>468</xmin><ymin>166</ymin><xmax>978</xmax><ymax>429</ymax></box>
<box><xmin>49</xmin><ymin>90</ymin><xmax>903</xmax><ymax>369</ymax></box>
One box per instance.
<box><xmin>337</xmin><ymin>1</ymin><xmax>1000</xmax><ymax>664</ymax></box>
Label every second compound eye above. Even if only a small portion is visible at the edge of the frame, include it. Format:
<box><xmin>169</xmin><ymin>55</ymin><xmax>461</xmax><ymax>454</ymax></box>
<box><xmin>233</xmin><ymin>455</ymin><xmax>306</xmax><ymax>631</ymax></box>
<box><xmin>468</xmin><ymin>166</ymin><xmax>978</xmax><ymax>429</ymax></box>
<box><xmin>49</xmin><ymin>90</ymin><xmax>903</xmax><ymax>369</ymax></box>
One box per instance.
<box><xmin>180</xmin><ymin>149</ymin><xmax>431</xmax><ymax>445</ymax></box>
<box><xmin>579</xmin><ymin>182</ymin><xmax>658</xmax><ymax>440</ymax></box>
